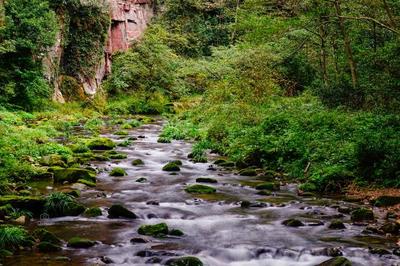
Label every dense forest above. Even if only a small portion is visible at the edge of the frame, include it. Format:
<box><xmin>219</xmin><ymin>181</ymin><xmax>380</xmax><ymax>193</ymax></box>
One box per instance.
<box><xmin>0</xmin><ymin>0</ymin><xmax>399</xmax><ymax>265</ymax></box>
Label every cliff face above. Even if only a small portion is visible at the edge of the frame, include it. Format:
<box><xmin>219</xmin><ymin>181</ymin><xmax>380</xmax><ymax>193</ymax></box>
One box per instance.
<box><xmin>47</xmin><ymin>0</ymin><xmax>153</xmax><ymax>103</ymax></box>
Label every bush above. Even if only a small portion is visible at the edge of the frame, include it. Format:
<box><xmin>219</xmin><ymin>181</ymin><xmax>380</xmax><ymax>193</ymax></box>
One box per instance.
<box><xmin>0</xmin><ymin>226</ymin><xmax>33</xmax><ymax>252</ymax></box>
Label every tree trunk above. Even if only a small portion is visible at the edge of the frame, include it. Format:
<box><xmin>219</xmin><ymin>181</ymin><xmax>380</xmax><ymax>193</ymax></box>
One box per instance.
<box><xmin>334</xmin><ymin>0</ymin><xmax>358</xmax><ymax>89</ymax></box>
<box><xmin>382</xmin><ymin>0</ymin><xmax>397</xmax><ymax>28</ymax></box>
<box><xmin>319</xmin><ymin>16</ymin><xmax>329</xmax><ymax>85</ymax></box>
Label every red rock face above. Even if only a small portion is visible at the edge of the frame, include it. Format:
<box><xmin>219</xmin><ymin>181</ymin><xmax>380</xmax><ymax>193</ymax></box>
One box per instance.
<box><xmin>107</xmin><ymin>0</ymin><xmax>153</xmax><ymax>54</ymax></box>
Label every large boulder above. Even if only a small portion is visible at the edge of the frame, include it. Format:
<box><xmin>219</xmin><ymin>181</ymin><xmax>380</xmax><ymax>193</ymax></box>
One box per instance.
<box><xmin>51</xmin><ymin>168</ymin><xmax>96</xmax><ymax>184</ymax></box>
<box><xmin>162</xmin><ymin>162</ymin><xmax>181</xmax><ymax>172</ymax></box>
<box><xmin>108</xmin><ymin>204</ymin><xmax>137</xmax><ymax>219</ymax></box>
<box><xmin>40</xmin><ymin>155</ymin><xmax>67</xmax><ymax>167</ymax></box>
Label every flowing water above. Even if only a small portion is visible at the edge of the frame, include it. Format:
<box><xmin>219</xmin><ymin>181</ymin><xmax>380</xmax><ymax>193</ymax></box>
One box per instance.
<box><xmin>6</xmin><ymin>119</ymin><xmax>400</xmax><ymax>266</ymax></box>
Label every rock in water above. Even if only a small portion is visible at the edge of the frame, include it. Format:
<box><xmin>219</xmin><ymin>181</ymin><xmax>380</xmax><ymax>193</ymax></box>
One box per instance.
<box><xmin>162</xmin><ymin>162</ymin><xmax>181</xmax><ymax>172</ymax></box>
<box><xmin>350</xmin><ymin>208</ymin><xmax>374</xmax><ymax>222</ymax></box>
<box><xmin>138</xmin><ymin>223</ymin><xmax>169</xmax><ymax>237</ymax></box>
<box><xmin>185</xmin><ymin>185</ymin><xmax>216</xmax><ymax>194</ymax></box>
<box><xmin>67</xmin><ymin>237</ymin><xmax>96</xmax><ymax>248</ymax></box>
<box><xmin>87</xmin><ymin>138</ymin><xmax>115</xmax><ymax>150</ymax></box>
<box><xmin>165</xmin><ymin>257</ymin><xmax>203</xmax><ymax>266</ymax></box>
<box><xmin>282</xmin><ymin>219</ymin><xmax>304</xmax><ymax>227</ymax></box>
<box><xmin>108</xmin><ymin>204</ymin><xmax>137</xmax><ymax>219</ymax></box>
<box><xmin>316</xmin><ymin>257</ymin><xmax>352</xmax><ymax>266</ymax></box>
<box><xmin>37</xmin><ymin>242</ymin><xmax>62</xmax><ymax>252</ymax></box>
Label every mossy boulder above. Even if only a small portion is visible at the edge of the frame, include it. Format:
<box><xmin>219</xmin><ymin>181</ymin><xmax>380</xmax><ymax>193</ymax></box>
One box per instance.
<box><xmin>87</xmin><ymin>138</ymin><xmax>116</xmax><ymax>150</ymax></box>
<box><xmin>52</xmin><ymin>168</ymin><xmax>96</xmax><ymax>184</ymax></box>
<box><xmin>138</xmin><ymin>223</ymin><xmax>169</xmax><ymax>237</ymax></box>
<box><xmin>196</xmin><ymin>177</ymin><xmax>218</xmax><ymax>184</ymax></box>
<box><xmin>37</xmin><ymin>241</ymin><xmax>62</xmax><ymax>252</ymax></box>
<box><xmin>162</xmin><ymin>162</ymin><xmax>181</xmax><ymax>172</ymax></box>
<box><xmin>108</xmin><ymin>204</ymin><xmax>137</xmax><ymax>219</ymax></box>
<box><xmin>110</xmin><ymin>167</ymin><xmax>127</xmax><ymax>177</ymax></box>
<box><xmin>185</xmin><ymin>185</ymin><xmax>216</xmax><ymax>194</ymax></box>
<box><xmin>114</xmin><ymin>130</ymin><xmax>129</xmax><ymax>136</ymax></box>
<box><xmin>77</xmin><ymin>179</ymin><xmax>96</xmax><ymax>187</ymax></box>
<box><xmin>373</xmin><ymin>196</ymin><xmax>400</xmax><ymax>207</ymax></box>
<box><xmin>132</xmin><ymin>159</ymin><xmax>144</xmax><ymax>166</ymax></box>
<box><xmin>67</xmin><ymin>237</ymin><xmax>96</xmax><ymax>248</ymax></box>
<box><xmin>0</xmin><ymin>196</ymin><xmax>45</xmax><ymax>216</ymax></box>
<box><xmin>165</xmin><ymin>257</ymin><xmax>203</xmax><ymax>266</ymax></box>
<box><xmin>255</xmin><ymin>182</ymin><xmax>280</xmax><ymax>191</ymax></box>
<box><xmin>169</xmin><ymin>229</ymin><xmax>184</xmax><ymax>236</ymax></box>
<box><xmin>350</xmin><ymin>208</ymin><xmax>374</xmax><ymax>222</ymax></box>
<box><xmin>316</xmin><ymin>257</ymin><xmax>352</xmax><ymax>266</ymax></box>
<box><xmin>108</xmin><ymin>153</ymin><xmax>128</xmax><ymax>160</ymax></box>
<box><xmin>328</xmin><ymin>220</ymin><xmax>346</xmax><ymax>230</ymax></box>
<box><xmin>282</xmin><ymin>219</ymin><xmax>304</xmax><ymax>227</ymax></box>
<box><xmin>33</xmin><ymin>229</ymin><xmax>61</xmax><ymax>245</ymax></box>
<box><xmin>238</xmin><ymin>168</ymin><xmax>257</xmax><ymax>176</ymax></box>
<box><xmin>40</xmin><ymin>155</ymin><xmax>67</xmax><ymax>168</ymax></box>
<box><xmin>84</xmin><ymin>207</ymin><xmax>102</xmax><ymax>217</ymax></box>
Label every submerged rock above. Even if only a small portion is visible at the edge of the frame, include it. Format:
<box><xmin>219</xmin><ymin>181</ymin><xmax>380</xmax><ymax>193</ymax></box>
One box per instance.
<box><xmin>100</xmin><ymin>256</ymin><xmax>114</xmax><ymax>264</ymax></box>
<box><xmin>136</xmin><ymin>177</ymin><xmax>148</xmax><ymax>183</ymax></box>
<box><xmin>138</xmin><ymin>223</ymin><xmax>169</xmax><ymax>237</ymax></box>
<box><xmin>162</xmin><ymin>162</ymin><xmax>181</xmax><ymax>172</ymax></box>
<box><xmin>33</xmin><ymin>228</ymin><xmax>61</xmax><ymax>245</ymax></box>
<box><xmin>351</xmin><ymin>208</ymin><xmax>374</xmax><ymax>222</ymax></box>
<box><xmin>165</xmin><ymin>256</ymin><xmax>203</xmax><ymax>266</ymax></box>
<box><xmin>37</xmin><ymin>241</ymin><xmax>62</xmax><ymax>252</ymax></box>
<box><xmin>132</xmin><ymin>159</ymin><xmax>144</xmax><ymax>166</ymax></box>
<box><xmin>328</xmin><ymin>220</ymin><xmax>346</xmax><ymax>230</ymax></box>
<box><xmin>185</xmin><ymin>185</ymin><xmax>216</xmax><ymax>194</ymax></box>
<box><xmin>255</xmin><ymin>182</ymin><xmax>280</xmax><ymax>191</ymax></box>
<box><xmin>238</xmin><ymin>168</ymin><xmax>257</xmax><ymax>176</ymax></box>
<box><xmin>108</xmin><ymin>204</ymin><xmax>137</xmax><ymax>219</ymax></box>
<box><xmin>67</xmin><ymin>237</ymin><xmax>96</xmax><ymax>248</ymax></box>
<box><xmin>316</xmin><ymin>257</ymin><xmax>352</xmax><ymax>266</ymax></box>
<box><xmin>169</xmin><ymin>229</ymin><xmax>184</xmax><ymax>236</ymax></box>
<box><xmin>282</xmin><ymin>219</ymin><xmax>304</xmax><ymax>227</ymax></box>
<box><xmin>195</xmin><ymin>177</ymin><xmax>218</xmax><ymax>184</ymax></box>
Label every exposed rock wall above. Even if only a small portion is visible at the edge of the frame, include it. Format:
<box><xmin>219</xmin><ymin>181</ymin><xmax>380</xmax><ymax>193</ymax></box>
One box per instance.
<box><xmin>47</xmin><ymin>0</ymin><xmax>153</xmax><ymax>102</ymax></box>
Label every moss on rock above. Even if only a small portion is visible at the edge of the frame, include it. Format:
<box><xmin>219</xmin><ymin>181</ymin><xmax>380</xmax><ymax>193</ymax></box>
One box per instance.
<box><xmin>37</xmin><ymin>241</ymin><xmax>62</xmax><ymax>252</ymax></box>
<box><xmin>132</xmin><ymin>159</ymin><xmax>144</xmax><ymax>166</ymax></box>
<box><xmin>87</xmin><ymin>138</ymin><xmax>116</xmax><ymax>150</ymax></box>
<box><xmin>52</xmin><ymin>168</ymin><xmax>96</xmax><ymax>184</ymax></box>
<box><xmin>165</xmin><ymin>257</ymin><xmax>203</xmax><ymax>266</ymax></box>
<box><xmin>0</xmin><ymin>196</ymin><xmax>45</xmax><ymax>216</ymax></box>
<box><xmin>110</xmin><ymin>167</ymin><xmax>127</xmax><ymax>177</ymax></box>
<box><xmin>162</xmin><ymin>162</ymin><xmax>181</xmax><ymax>172</ymax></box>
<box><xmin>351</xmin><ymin>208</ymin><xmax>374</xmax><ymax>222</ymax></box>
<box><xmin>255</xmin><ymin>182</ymin><xmax>280</xmax><ymax>191</ymax></box>
<box><xmin>84</xmin><ymin>207</ymin><xmax>102</xmax><ymax>217</ymax></box>
<box><xmin>108</xmin><ymin>204</ymin><xmax>137</xmax><ymax>219</ymax></box>
<box><xmin>138</xmin><ymin>223</ymin><xmax>169</xmax><ymax>237</ymax></box>
<box><xmin>67</xmin><ymin>237</ymin><xmax>96</xmax><ymax>248</ymax></box>
<box><xmin>185</xmin><ymin>185</ymin><xmax>216</xmax><ymax>194</ymax></box>
<box><xmin>196</xmin><ymin>177</ymin><xmax>218</xmax><ymax>184</ymax></box>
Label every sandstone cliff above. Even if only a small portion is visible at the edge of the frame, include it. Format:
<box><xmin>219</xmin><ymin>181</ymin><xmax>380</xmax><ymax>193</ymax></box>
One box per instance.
<box><xmin>46</xmin><ymin>0</ymin><xmax>153</xmax><ymax>102</ymax></box>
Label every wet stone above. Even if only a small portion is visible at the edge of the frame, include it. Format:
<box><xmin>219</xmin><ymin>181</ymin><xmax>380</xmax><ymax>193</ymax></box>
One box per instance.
<box><xmin>369</xmin><ymin>247</ymin><xmax>391</xmax><ymax>255</ymax></box>
<box><xmin>100</xmin><ymin>256</ymin><xmax>114</xmax><ymax>264</ymax></box>
<box><xmin>328</xmin><ymin>220</ymin><xmax>346</xmax><ymax>230</ymax></box>
<box><xmin>282</xmin><ymin>219</ymin><xmax>304</xmax><ymax>227</ymax></box>
<box><xmin>108</xmin><ymin>204</ymin><xmax>137</xmax><ymax>219</ymax></box>
<box><xmin>130</xmin><ymin>237</ymin><xmax>149</xmax><ymax>244</ymax></box>
<box><xmin>316</xmin><ymin>257</ymin><xmax>352</xmax><ymax>266</ymax></box>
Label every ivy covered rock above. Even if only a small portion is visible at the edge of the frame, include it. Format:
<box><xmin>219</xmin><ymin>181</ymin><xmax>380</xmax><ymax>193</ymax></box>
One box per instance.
<box><xmin>67</xmin><ymin>237</ymin><xmax>96</xmax><ymax>248</ymax></box>
<box><xmin>108</xmin><ymin>204</ymin><xmax>137</xmax><ymax>219</ymax></box>
<box><xmin>40</xmin><ymin>155</ymin><xmax>67</xmax><ymax>168</ymax></box>
<box><xmin>185</xmin><ymin>185</ymin><xmax>216</xmax><ymax>194</ymax></box>
<box><xmin>52</xmin><ymin>167</ymin><xmax>96</xmax><ymax>184</ymax></box>
<box><xmin>87</xmin><ymin>138</ymin><xmax>116</xmax><ymax>150</ymax></box>
<box><xmin>138</xmin><ymin>223</ymin><xmax>169</xmax><ymax>237</ymax></box>
<box><xmin>165</xmin><ymin>257</ymin><xmax>204</xmax><ymax>266</ymax></box>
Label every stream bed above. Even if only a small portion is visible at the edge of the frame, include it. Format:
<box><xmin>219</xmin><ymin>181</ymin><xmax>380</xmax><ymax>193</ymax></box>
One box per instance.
<box><xmin>6</xmin><ymin>119</ymin><xmax>400</xmax><ymax>266</ymax></box>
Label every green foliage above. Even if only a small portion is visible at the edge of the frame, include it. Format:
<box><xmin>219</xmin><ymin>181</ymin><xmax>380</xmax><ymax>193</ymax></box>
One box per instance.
<box><xmin>44</xmin><ymin>192</ymin><xmax>84</xmax><ymax>217</ymax></box>
<box><xmin>0</xmin><ymin>226</ymin><xmax>33</xmax><ymax>252</ymax></box>
<box><xmin>0</xmin><ymin>0</ymin><xmax>57</xmax><ymax>110</ymax></box>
